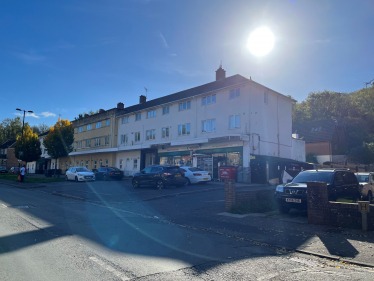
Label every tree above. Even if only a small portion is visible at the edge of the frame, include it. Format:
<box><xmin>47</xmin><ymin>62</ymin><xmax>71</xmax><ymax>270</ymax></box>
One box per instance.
<box><xmin>30</xmin><ymin>123</ymin><xmax>50</xmax><ymax>135</ymax></box>
<box><xmin>43</xmin><ymin>118</ymin><xmax>74</xmax><ymax>176</ymax></box>
<box><xmin>74</xmin><ymin>110</ymin><xmax>99</xmax><ymax>120</ymax></box>
<box><xmin>347</xmin><ymin>142</ymin><xmax>374</xmax><ymax>165</ymax></box>
<box><xmin>0</xmin><ymin>117</ymin><xmax>26</xmax><ymax>144</ymax></box>
<box><xmin>14</xmin><ymin>125</ymin><xmax>42</xmax><ymax>166</ymax></box>
<box><xmin>306</xmin><ymin>153</ymin><xmax>318</xmax><ymax>164</ymax></box>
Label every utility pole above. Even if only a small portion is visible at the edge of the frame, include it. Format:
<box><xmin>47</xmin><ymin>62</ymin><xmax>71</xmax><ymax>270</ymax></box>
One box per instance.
<box><xmin>15</xmin><ymin>108</ymin><xmax>34</xmax><ymax>175</ymax></box>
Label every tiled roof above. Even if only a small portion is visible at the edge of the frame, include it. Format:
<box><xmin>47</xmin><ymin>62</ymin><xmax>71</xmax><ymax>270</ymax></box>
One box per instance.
<box><xmin>116</xmin><ymin>74</ymin><xmax>294</xmax><ymax>117</ymax></box>
<box><xmin>292</xmin><ymin>119</ymin><xmax>339</xmax><ymax>143</ymax></box>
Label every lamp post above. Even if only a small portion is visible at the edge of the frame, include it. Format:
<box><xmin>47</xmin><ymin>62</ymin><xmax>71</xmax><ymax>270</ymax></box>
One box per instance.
<box><xmin>16</xmin><ymin>108</ymin><xmax>33</xmax><ymax>174</ymax></box>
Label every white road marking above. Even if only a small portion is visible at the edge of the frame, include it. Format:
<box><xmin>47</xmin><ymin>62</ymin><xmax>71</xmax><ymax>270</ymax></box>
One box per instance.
<box><xmin>89</xmin><ymin>256</ymin><xmax>130</xmax><ymax>280</ymax></box>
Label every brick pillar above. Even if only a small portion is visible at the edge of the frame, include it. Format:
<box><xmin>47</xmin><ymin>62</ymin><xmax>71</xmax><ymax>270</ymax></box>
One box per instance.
<box><xmin>225</xmin><ymin>179</ymin><xmax>236</xmax><ymax>211</ymax></box>
<box><xmin>307</xmin><ymin>182</ymin><xmax>329</xmax><ymax>225</ymax></box>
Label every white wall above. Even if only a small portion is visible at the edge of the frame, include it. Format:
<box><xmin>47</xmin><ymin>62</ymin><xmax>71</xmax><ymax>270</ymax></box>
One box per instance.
<box><xmin>116</xmin><ymin>150</ymin><xmax>141</xmax><ymax>176</ymax></box>
<box><xmin>291</xmin><ymin>138</ymin><xmax>306</xmax><ymax>162</ymax></box>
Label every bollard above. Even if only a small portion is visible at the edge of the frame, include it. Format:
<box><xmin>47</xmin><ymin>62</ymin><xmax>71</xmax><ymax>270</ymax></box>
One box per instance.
<box><xmin>358</xmin><ymin>201</ymin><xmax>370</xmax><ymax>231</ymax></box>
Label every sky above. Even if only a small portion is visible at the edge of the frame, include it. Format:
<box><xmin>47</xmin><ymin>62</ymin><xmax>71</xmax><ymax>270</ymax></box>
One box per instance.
<box><xmin>1</xmin><ymin>0</ymin><xmax>374</xmax><ymax>127</ymax></box>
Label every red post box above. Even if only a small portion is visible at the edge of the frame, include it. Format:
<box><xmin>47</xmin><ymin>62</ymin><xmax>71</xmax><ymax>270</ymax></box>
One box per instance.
<box><xmin>219</xmin><ymin>166</ymin><xmax>238</xmax><ymax>180</ymax></box>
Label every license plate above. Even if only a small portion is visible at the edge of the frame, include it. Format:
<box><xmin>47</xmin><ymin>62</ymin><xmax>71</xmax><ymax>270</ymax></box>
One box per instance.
<box><xmin>203</xmin><ymin>178</ymin><xmax>209</xmax><ymax>180</ymax></box>
<box><xmin>175</xmin><ymin>174</ymin><xmax>181</xmax><ymax>177</ymax></box>
<box><xmin>115</xmin><ymin>173</ymin><xmax>120</xmax><ymax>174</ymax></box>
<box><xmin>286</xmin><ymin>198</ymin><xmax>301</xmax><ymax>203</ymax></box>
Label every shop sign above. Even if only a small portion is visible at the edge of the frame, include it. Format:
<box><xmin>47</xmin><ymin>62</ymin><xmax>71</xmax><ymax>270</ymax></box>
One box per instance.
<box><xmin>250</xmin><ymin>156</ymin><xmax>256</xmax><ymax>159</ymax></box>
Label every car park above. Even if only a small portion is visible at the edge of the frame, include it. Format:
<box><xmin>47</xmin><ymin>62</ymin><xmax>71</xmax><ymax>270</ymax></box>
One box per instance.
<box><xmin>355</xmin><ymin>172</ymin><xmax>374</xmax><ymax>202</ymax></box>
<box><xmin>0</xmin><ymin>166</ymin><xmax>8</xmax><ymax>173</ymax></box>
<box><xmin>9</xmin><ymin>167</ymin><xmax>20</xmax><ymax>174</ymax></box>
<box><xmin>179</xmin><ymin>166</ymin><xmax>211</xmax><ymax>185</ymax></box>
<box><xmin>94</xmin><ymin>167</ymin><xmax>124</xmax><ymax>181</ymax></box>
<box><xmin>274</xmin><ymin>168</ymin><xmax>361</xmax><ymax>214</ymax></box>
<box><xmin>65</xmin><ymin>167</ymin><xmax>95</xmax><ymax>182</ymax></box>
<box><xmin>132</xmin><ymin>165</ymin><xmax>186</xmax><ymax>189</ymax></box>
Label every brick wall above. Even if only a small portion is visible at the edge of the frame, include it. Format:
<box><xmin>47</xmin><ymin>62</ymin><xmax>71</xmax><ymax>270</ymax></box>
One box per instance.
<box><xmin>6</xmin><ymin>148</ymin><xmax>25</xmax><ymax>169</ymax></box>
<box><xmin>236</xmin><ymin>189</ymin><xmax>274</xmax><ymax>205</ymax></box>
<box><xmin>224</xmin><ymin>179</ymin><xmax>236</xmax><ymax>211</ymax></box>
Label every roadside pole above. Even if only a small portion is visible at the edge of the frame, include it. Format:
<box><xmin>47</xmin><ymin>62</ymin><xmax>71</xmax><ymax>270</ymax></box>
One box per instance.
<box><xmin>358</xmin><ymin>201</ymin><xmax>370</xmax><ymax>231</ymax></box>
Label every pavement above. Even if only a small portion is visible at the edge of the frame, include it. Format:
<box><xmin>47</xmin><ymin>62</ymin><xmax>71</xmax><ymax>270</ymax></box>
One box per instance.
<box><xmin>1</xmin><ymin>179</ymin><xmax>374</xmax><ymax>280</ymax></box>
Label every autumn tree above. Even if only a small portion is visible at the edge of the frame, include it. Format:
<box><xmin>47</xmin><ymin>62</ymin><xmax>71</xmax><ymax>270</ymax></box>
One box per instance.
<box><xmin>14</xmin><ymin>124</ymin><xmax>42</xmax><ymax>166</ymax></box>
<box><xmin>43</xmin><ymin>118</ymin><xmax>74</xmax><ymax>176</ymax></box>
<box><xmin>0</xmin><ymin>117</ymin><xmax>26</xmax><ymax>144</ymax></box>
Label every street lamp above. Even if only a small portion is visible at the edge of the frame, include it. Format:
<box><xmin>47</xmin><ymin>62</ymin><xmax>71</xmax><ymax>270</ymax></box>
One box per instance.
<box><xmin>16</xmin><ymin>108</ymin><xmax>33</xmax><ymax>174</ymax></box>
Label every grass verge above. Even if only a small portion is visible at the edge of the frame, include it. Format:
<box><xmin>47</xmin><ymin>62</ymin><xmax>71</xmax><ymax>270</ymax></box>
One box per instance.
<box><xmin>230</xmin><ymin>192</ymin><xmax>277</xmax><ymax>214</ymax></box>
<box><xmin>0</xmin><ymin>173</ymin><xmax>65</xmax><ymax>183</ymax></box>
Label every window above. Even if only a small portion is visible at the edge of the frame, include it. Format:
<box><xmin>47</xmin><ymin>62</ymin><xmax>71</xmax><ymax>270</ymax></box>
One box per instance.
<box><xmin>77</xmin><ymin>141</ymin><xmax>82</xmax><ymax>149</ymax></box>
<box><xmin>0</xmin><ymin>149</ymin><xmax>3</xmax><ymax>154</ymax></box>
<box><xmin>146</xmin><ymin>129</ymin><xmax>156</xmax><ymax>140</ymax></box>
<box><xmin>163</xmin><ymin>106</ymin><xmax>169</xmax><ymax>115</ymax></box>
<box><xmin>105</xmin><ymin>159</ymin><xmax>108</xmax><ymax>167</ymax></box>
<box><xmin>106</xmin><ymin>119</ymin><xmax>110</xmax><ymax>126</ymax></box>
<box><xmin>69</xmin><ymin>162</ymin><xmax>71</xmax><ymax>167</ymax></box>
<box><xmin>76</xmin><ymin>161</ymin><xmax>79</xmax><ymax>166</ymax></box>
<box><xmin>85</xmin><ymin>139</ymin><xmax>91</xmax><ymax>148</ymax></box>
<box><xmin>133</xmin><ymin>159</ymin><xmax>138</xmax><ymax>169</ymax></box>
<box><xmin>96</xmin><ymin>122</ymin><xmax>102</xmax><ymax>129</ymax></box>
<box><xmin>99</xmin><ymin>159</ymin><xmax>102</xmax><ymax>167</ymax></box>
<box><xmin>179</xmin><ymin>101</ymin><xmax>191</xmax><ymax>111</ymax></box>
<box><xmin>81</xmin><ymin>160</ymin><xmax>83</xmax><ymax>167</ymax></box>
<box><xmin>203</xmin><ymin>94</ymin><xmax>216</xmax><ymax>105</ymax></box>
<box><xmin>229</xmin><ymin>88</ymin><xmax>240</xmax><ymax>99</ymax></box>
<box><xmin>229</xmin><ymin>115</ymin><xmax>240</xmax><ymax>129</ymax></box>
<box><xmin>119</xmin><ymin>159</ymin><xmax>123</xmax><ymax>169</ymax></box>
<box><xmin>264</xmin><ymin>92</ymin><xmax>268</xmax><ymax>104</ymax></box>
<box><xmin>86</xmin><ymin>124</ymin><xmax>92</xmax><ymax>130</ymax></box>
<box><xmin>162</xmin><ymin>127</ymin><xmax>170</xmax><ymax>138</ymax></box>
<box><xmin>202</xmin><ymin>119</ymin><xmax>216</xmax><ymax>132</ymax></box>
<box><xmin>95</xmin><ymin>138</ymin><xmax>100</xmax><ymax>147</ymax></box>
<box><xmin>121</xmin><ymin>134</ymin><xmax>128</xmax><ymax>144</ymax></box>
<box><xmin>135</xmin><ymin>132</ymin><xmax>141</xmax><ymax>142</ymax></box>
<box><xmin>4</xmin><ymin>149</ymin><xmax>7</xmax><ymax>154</ymax></box>
<box><xmin>85</xmin><ymin>161</ymin><xmax>88</xmax><ymax>169</ymax></box>
<box><xmin>105</xmin><ymin>136</ymin><xmax>109</xmax><ymax>146</ymax></box>
<box><xmin>178</xmin><ymin>123</ymin><xmax>191</xmax><ymax>136</ymax></box>
<box><xmin>135</xmin><ymin>113</ymin><xmax>141</xmax><ymax>121</ymax></box>
<box><xmin>94</xmin><ymin>161</ymin><xmax>97</xmax><ymax>169</ymax></box>
<box><xmin>147</xmin><ymin>110</ymin><xmax>156</xmax><ymax>118</ymax></box>
<box><xmin>78</xmin><ymin>126</ymin><xmax>83</xmax><ymax>133</ymax></box>
<box><xmin>122</xmin><ymin>117</ymin><xmax>129</xmax><ymax>124</ymax></box>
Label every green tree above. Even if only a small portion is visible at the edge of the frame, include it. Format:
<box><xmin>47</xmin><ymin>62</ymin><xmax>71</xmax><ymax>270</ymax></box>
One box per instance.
<box><xmin>14</xmin><ymin>125</ymin><xmax>42</xmax><ymax>166</ymax></box>
<box><xmin>306</xmin><ymin>153</ymin><xmax>318</xmax><ymax>164</ymax></box>
<box><xmin>74</xmin><ymin>110</ymin><xmax>99</xmax><ymax>120</ymax></box>
<box><xmin>347</xmin><ymin>142</ymin><xmax>374</xmax><ymax>165</ymax></box>
<box><xmin>43</xmin><ymin>118</ymin><xmax>74</xmax><ymax>175</ymax></box>
<box><xmin>0</xmin><ymin>117</ymin><xmax>26</xmax><ymax>144</ymax></box>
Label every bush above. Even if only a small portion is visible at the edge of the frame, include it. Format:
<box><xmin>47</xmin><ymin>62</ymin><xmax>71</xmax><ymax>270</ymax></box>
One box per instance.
<box><xmin>229</xmin><ymin>192</ymin><xmax>277</xmax><ymax>214</ymax></box>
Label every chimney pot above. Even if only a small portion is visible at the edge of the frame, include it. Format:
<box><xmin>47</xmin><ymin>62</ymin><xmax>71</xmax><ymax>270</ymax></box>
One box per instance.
<box><xmin>139</xmin><ymin>95</ymin><xmax>147</xmax><ymax>104</ymax></box>
<box><xmin>117</xmin><ymin>102</ymin><xmax>124</xmax><ymax>109</ymax></box>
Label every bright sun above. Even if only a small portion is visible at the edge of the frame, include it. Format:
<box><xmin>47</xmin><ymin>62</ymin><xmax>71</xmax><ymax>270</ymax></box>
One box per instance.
<box><xmin>248</xmin><ymin>27</ymin><xmax>274</xmax><ymax>56</ymax></box>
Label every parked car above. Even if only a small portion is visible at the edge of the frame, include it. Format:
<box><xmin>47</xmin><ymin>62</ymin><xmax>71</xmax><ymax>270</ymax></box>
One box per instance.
<box><xmin>0</xmin><ymin>166</ymin><xmax>8</xmax><ymax>173</ymax></box>
<box><xmin>132</xmin><ymin>165</ymin><xmax>186</xmax><ymax>189</ymax></box>
<box><xmin>66</xmin><ymin>167</ymin><xmax>95</xmax><ymax>182</ymax></box>
<box><xmin>355</xmin><ymin>172</ymin><xmax>374</xmax><ymax>202</ymax></box>
<box><xmin>179</xmin><ymin>166</ymin><xmax>211</xmax><ymax>185</ymax></box>
<box><xmin>9</xmin><ymin>167</ymin><xmax>20</xmax><ymax>174</ymax></box>
<box><xmin>274</xmin><ymin>168</ymin><xmax>361</xmax><ymax>214</ymax></box>
<box><xmin>94</xmin><ymin>167</ymin><xmax>124</xmax><ymax>181</ymax></box>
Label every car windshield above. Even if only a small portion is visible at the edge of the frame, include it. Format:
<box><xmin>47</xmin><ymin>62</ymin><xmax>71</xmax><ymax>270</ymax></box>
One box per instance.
<box><xmin>76</xmin><ymin>167</ymin><xmax>90</xmax><ymax>172</ymax></box>
<box><xmin>356</xmin><ymin>175</ymin><xmax>369</xmax><ymax>182</ymax></box>
<box><xmin>292</xmin><ymin>171</ymin><xmax>334</xmax><ymax>184</ymax></box>
<box><xmin>188</xmin><ymin>167</ymin><xmax>203</xmax><ymax>172</ymax></box>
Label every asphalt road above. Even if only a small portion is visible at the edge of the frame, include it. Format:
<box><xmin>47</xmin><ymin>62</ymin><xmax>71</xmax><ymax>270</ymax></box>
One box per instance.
<box><xmin>1</xmin><ymin>180</ymin><xmax>373</xmax><ymax>280</ymax></box>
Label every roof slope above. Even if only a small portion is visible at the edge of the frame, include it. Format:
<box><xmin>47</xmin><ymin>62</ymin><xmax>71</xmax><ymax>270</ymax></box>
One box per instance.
<box><xmin>0</xmin><ymin>139</ymin><xmax>16</xmax><ymax>149</ymax></box>
<box><xmin>292</xmin><ymin>119</ymin><xmax>339</xmax><ymax>143</ymax></box>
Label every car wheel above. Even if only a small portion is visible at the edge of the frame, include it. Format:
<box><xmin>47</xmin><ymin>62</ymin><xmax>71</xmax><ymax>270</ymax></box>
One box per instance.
<box><xmin>132</xmin><ymin>179</ymin><xmax>140</xmax><ymax>189</ymax></box>
<box><xmin>277</xmin><ymin>204</ymin><xmax>290</xmax><ymax>214</ymax></box>
<box><xmin>184</xmin><ymin>178</ymin><xmax>191</xmax><ymax>186</ymax></box>
<box><xmin>156</xmin><ymin>180</ymin><xmax>164</xmax><ymax>190</ymax></box>
<box><xmin>75</xmin><ymin>176</ymin><xmax>78</xmax><ymax>182</ymax></box>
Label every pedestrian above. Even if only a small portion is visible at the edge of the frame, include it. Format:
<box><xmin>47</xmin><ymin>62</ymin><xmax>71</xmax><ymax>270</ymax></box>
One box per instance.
<box><xmin>20</xmin><ymin>165</ymin><xmax>26</xmax><ymax>184</ymax></box>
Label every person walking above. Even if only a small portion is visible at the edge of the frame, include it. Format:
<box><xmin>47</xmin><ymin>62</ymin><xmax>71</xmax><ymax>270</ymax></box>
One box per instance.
<box><xmin>20</xmin><ymin>165</ymin><xmax>26</xmax><ymax>184</ymax></box>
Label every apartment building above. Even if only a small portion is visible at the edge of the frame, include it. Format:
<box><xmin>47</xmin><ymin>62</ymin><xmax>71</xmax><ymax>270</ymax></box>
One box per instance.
<box><xmin>58</xmin><ymin>106</ymin><xmax>126</xmax><ymax>172</ymax></box>
<box><xmin>114</xmin><ymin>66</ymin><xmax>305</xmax><ymax>182</ymax></box>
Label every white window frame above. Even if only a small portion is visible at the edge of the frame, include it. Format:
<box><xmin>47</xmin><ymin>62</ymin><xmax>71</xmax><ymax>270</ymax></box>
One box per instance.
<box><xmin>229</xmin><ymin>88</ymin><xmax>241</xmax><ymax>99</ymax></box>
<box><xmin>85</xmin><ymin>161</ymin><xmax>88</xmax><ymax>169</ymax></box>
<box><xmin>146</xmin><ymin>129</ymin><xmax>156</xmax><ymax>140</ymax></box>
<box><xmin>77</xmin><ymin>141</ymin><xmax>82</xmax><ymax>149</ymax></box>
<box><xmin>86</xmin><ymin>124</ymin><xmax>92</xmax><ymax>130</ymax></box>
<box><xmin>179</xmin><ymin>101</ymin><xmax>191</xmax><ymax>111</ymax></box>
<box><xmin>95</xmin><ymin>138</ymin><xmax>101</xmax><ymax>147</ymax></box>
<box><xmin>162</xmin><ymin>106</ymin><xmax>169</xmax><ymax>115</ymax></box>
<box><xmin>122</xmin><ymin>116</ymin><xmax>129</xmax><ymax>124</ymax></box>
<box><xmin>202</xmin><ymin>119</ymin><xmax>216</xmax><ymax>132</ymax></box>
<box><xmin>94</xmin><ymin>161</ymin><xmax>97</xmax><ymax>169</ymax></box>
<box><xmin>162</xmin><ymin>127</ymin><xmax>170</xmax><ymax>138</ymax></box>
<box><xmin>178</xmin><ymin>123</ymin><xmax>191</xmax><ymax>136</ymax></box>
<box><xmin>105</xmin><ymin>136</ymin><xmax>109</xmax><ymax>146</ymax></box>
<box><xmin>119</xmin><ymin>159</ymin><xmax>123</xmax><ymax>169</ymax></box>
<box><xmin>147</xmin><ymin>110</ymin><xmax>156</xmax><ymax>119</ymax></box>
<box><xmin>96</xmin><ymin>122</ymin><xmax>102</xmax><ymax>129</ymax></box>
<box><xmin>135</xmin><ymin>132</ymin><xmax>141</xmax><ymax>142</ymax></box>
<box><xmin>229</xmin><ymin>115</ymin><xmax>241</xmax><ymax>129</ymax></box>
<box><xmin>133</xmin><ymin>159</ymin><xmax>138</xmax><ymax>169</ymax></box>
<box><xmin>121</xmin><ymin>134</ymin><xmax>128</xmax><ymax>144</ymax></box>
<box><xmin>85</xmin><ymin>139</ymin><xmax>91</xmax><ymax>148</ymax></box>
<box><xmin>105</xmin><ymin>159</ymin><xmax>108</xmax><ymax>167</ymax></box>
<box><xmin>78</xmin><ymin>126</ymin><xmax>83</xmax><ymax>133</ymax></box>
<box><xmin>135</xmin><ymin>113</ymin><xmax>141</xmax><ymax>121</ymax></box>
<box><xmin>202</xmin><ymin>94</ymin><xmax>216</xmax><ymax>105</ymax></box>
<box><xmin>99</xmin><ymin>159</ymin><xmax>102</xmax><ymax>167</ymax></box>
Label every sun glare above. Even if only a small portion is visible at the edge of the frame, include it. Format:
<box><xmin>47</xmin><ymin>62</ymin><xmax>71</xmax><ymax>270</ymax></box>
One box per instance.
<box><xmin>248</xmin><ymin>27</ymin><xmax>274</xmax><ymax>56</ymax></box>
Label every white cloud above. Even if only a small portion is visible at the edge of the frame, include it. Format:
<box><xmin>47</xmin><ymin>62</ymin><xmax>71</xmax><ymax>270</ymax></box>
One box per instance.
<box><xmin>13</xmin><ymin>52</ymin><xmax>46</xmax><ymax>64</ymax></box>
<box><xmin>40</xmin><ymin>111</ymin><xmax>56</xmax><ymax>117</ymax></box>
<box><xmin>158</xmin><ymin>32</ymin><xmax>169</xmax><ymax>48</ymax></box>
<box><xmin>14</xmin><ymin>112</ymin><xmax>40</xmax><ymax>119</ymax></box>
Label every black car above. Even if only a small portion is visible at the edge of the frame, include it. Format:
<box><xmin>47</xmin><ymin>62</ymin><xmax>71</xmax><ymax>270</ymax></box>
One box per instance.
<box><xmin>274</xmin><ymin>168</ymin><xmax>361</xmax><ymax>214</ymax></box>
<box><xmin>0</xmin><ymin>166</ymin><xmax>8</xmax><ymax>173</ymax></box>
<box><xmin>95</xmin><ymin>167</ymin><xmax>124</xmax><ymax>181</ymax></box>
<box><xmin>132</xmin><ymin>165</ymin><xmax>186</xmax><ymax>190</ymax></box>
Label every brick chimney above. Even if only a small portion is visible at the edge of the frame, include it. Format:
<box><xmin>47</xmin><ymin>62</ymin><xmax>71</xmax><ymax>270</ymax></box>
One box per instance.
<box><xmin>139</xmin><ymin>95</ymin><xmax>147</xmax><ymax>104</ymax></box>
<box><xmin>99</xmin><ymin>109</ymin><xmax>105</xmax><ymax>113</ymax></box>
<box><xmin>117</xmin><ymin>102</ymin><xmax>124</xmax><ymax>109</ymax></box>
<box><xmin>215</xmin><ymin>63</ymin><xmax>226</xmax><ymax>81</ymax></box>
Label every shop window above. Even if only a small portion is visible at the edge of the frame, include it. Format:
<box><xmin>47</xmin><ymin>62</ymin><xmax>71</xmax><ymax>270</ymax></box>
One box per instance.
<box><xmin>202</xmin><ymin>94</ymin><xmax>216</xmax><ymax>105</ymax></box>
<box><xmin>122</xmin><ymin>117</ymin><xmax>129</xmax><ymax>124</ymax></box>
<box><xmin>147</xmin><ymin>110</ymin><xmax>156</xmax><ymax>118</ymax></box>
<box><xmin>133</xmin><ymin>159</ymin><xmax>138</xmax><ymax>169</ymax></box>
<box><xmin>86</xmin><ymin>124</ymin><xmax>92</xmax><ymax>130</ymax></box>
<box><xmin>135</xmin><ymin>113</ymin><xmax>141</xmax><ymax>121</ymax></box>
<box><xmin>229</xmin><ymin>88</ymin><xmax>240</xmax><ymax>99</ymax></box>
<box><xmin>202</xmin><ymin>119</ymin><xmax>216</xmax><ymax>132</ymax></box>
<box><xmin>179</xmin><ymin>101</ymin><xmax>191</xmax><ymax>111</ymax></box>
<box><xmin>135</xmin><ymin>132</ymin><xmax>141</xmax><ymax>142</ymax></box>
<box><xmin>121</xmin><ymin>134</ymin><xmax>128</xmax><ymax>144</ymax></box>
<box><xmin>105</xmin><ymin>136</ymin><xmax>109</xmax><ymax>146</ymax></box>
<box><xmin>229</xmin><ymin>115</ymin><xmax>240</xmax><ymax>129</ymax></box>
<box><xmin>146</xmin><ymin>129</ymin><xmax>156</xmax><ymax>140</ymax></box>
<box><xmin>162</xmin><ymin>127</ymin><xmax>170</xmax><ymax>138</ymax></box>
<box><xmin>178</xmin><ymin>123</ymin><xmax>190</xmax><ymax>136</ymax></box>
<box><xmin>163</xmin><ymin>106</ymin><xmax>169</xmax><ymax>115</ymax></box>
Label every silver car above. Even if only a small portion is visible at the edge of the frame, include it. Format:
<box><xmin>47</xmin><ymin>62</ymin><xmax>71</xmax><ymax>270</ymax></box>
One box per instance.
<box><xmin>355</xmin><ymin>172</ymin><xmax>374</xmax><ymax>202</ymax></box>
<box><xmin>66</xmin><ymin>167</ymin><xmax>95</xmax><ymax>182</ymax></box>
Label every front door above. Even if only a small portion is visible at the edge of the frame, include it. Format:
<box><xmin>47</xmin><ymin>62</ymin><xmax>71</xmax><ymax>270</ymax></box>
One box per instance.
<box><xmin>145</xmin><ymin>153</ymin><xmax>156</xmax><ymax>167</ymax></box>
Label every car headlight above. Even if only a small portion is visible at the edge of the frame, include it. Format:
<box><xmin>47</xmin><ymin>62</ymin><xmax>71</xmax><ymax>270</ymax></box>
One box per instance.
<box><xmin>276</xmin><ymin>185</ymin><xmax>284</xmax><ymax>192</ymax></box>
<box><xmin>77</xmin><ymin>173</ymin><xmax>82</xmax><ymax>176</ymax></box>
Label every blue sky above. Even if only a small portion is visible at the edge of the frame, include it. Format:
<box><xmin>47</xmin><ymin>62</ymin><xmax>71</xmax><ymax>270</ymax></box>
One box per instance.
<box><xmin>1</xmin><ymin>0</ymin><xmax>374</xmax><ymax>126</ymax></box>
